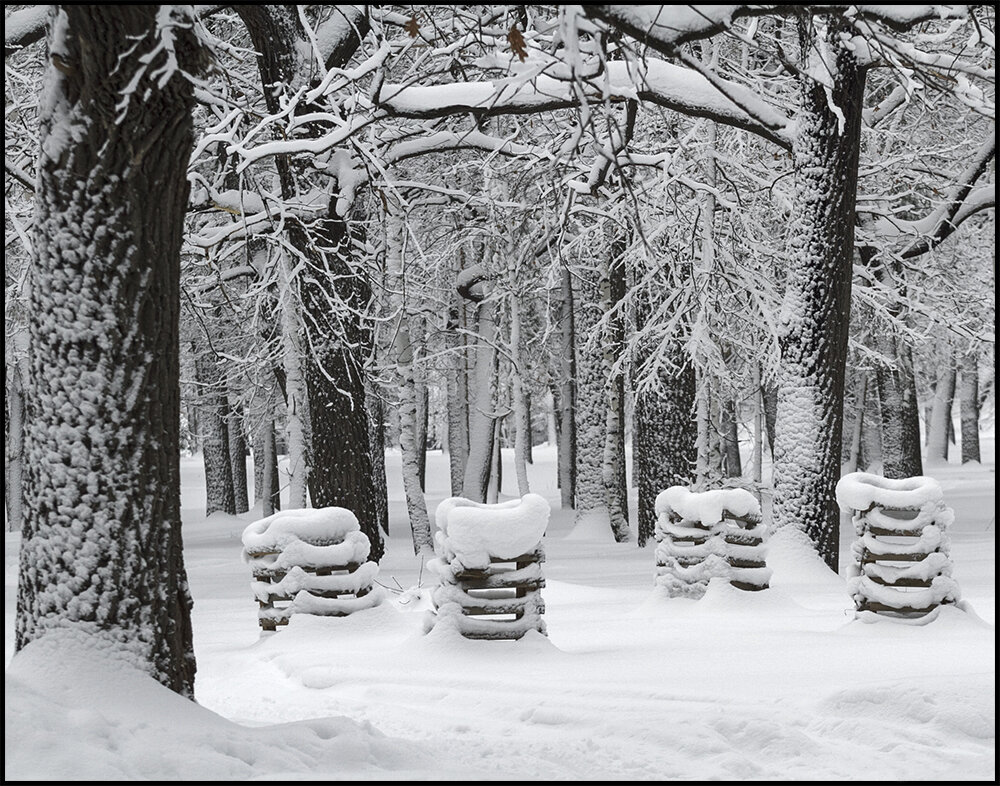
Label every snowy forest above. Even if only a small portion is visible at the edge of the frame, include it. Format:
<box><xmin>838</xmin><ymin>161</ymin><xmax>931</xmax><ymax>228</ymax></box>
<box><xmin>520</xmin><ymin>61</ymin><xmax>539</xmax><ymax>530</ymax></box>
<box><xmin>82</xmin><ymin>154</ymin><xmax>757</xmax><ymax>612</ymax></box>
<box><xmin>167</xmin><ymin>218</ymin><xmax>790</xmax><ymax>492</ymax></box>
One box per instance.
<box><xmin>4</xmin><ymin>4</ymin><xmax>996</xmax><ymax>781</ymax></box>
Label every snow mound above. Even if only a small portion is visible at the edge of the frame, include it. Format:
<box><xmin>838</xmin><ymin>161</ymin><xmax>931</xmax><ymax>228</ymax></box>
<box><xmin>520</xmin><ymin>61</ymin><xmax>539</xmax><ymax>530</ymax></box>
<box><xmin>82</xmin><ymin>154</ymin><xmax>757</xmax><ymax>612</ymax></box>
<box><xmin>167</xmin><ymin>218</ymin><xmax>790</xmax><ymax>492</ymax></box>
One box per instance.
<box><xmin>433</xmin><ymin>493</ymin><xmax>550</xmax><ymax>570</ymax></box>
<box><xmin>835</xmin><ymin>472</ymin><xmax>943</xmax><ymax>511</ymax></box>
<box><xmin>4</xmin><ymin>628</ymin><xmax>431</xmax><ymax>780</ymax></box>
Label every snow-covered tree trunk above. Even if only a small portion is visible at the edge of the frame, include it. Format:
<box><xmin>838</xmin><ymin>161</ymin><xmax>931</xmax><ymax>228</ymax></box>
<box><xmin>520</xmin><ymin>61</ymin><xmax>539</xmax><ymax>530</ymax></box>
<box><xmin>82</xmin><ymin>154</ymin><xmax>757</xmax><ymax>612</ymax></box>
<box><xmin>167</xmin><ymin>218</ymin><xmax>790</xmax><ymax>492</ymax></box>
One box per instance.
<box><xmin>236</xmin><ymin>4</ymin><xmax>383</xmax><ymax>559</ymax></box>
<box><xmin>601</xmin><ymin>246</ymin><xmax>630</xmax><ymax>542</ymax></box>
<box><xmin>367</xmin><ymin>387</ymin><xmax>389</xmax><ymax>535</ymax></box>
<box><xmin>510</xmin><ymin>293</ymin><xmax>531</xmax><ymax>496</ymax></box>
<box><xmin>277</xmin><ymin>254</ymin><xmax>310</xmax><ymax>509</ymax></box>
<box><xmin>446</xmin><ymin>291</ymin><xmax>471</xmax><ymax>496</ymax></box>
<box><xmin>874</xmin><ymin>333</ymin><xmax>923</xmax><ymax>478</ymax></box>
<box><xmin>574</xmin><ymin>269</ymin><xmax>610</xmax><ymax>529</ymax></box>
<box><xmin>865</xmin><ymin>249</ymin><xmax>923</xmax><ymax>479</ymax></box>
<box><xmin>772</xmin><ymin>18</ymin><xmax>865</xmax><ymax>571</ymax></box>
<box><xmin>195</xmin><ymin>352</ymin><xmax>235</xmax><ymax>516</ymax></box>
<box><xmin>5</xmin><ymin>351</ymin><xmax>27</xmax><ymax>531</ymax></box>
<box><xmin>228</xmin><ymin>400</ymin><xmax>249</xmax><ymax>514</ymax></box>
<box><xmin>387</xmin><ymin>209</ymin><xmax>433</xmax><ymax>554</ymax></box>
<box><xmin>959</xmin><ymin>352</ymin><xmax>981</xmax><ymax>464</ymax></box>
<box><xmin>926</xmin><ymin>353</ymin><xmax>957</xmax><ymax>464</ymax></box>
<box><xmin>461</xmin><ymin>293</ymin><xmax>499</xmax><ymax>503</ymax></box>
<box><xmin>16</xmin><ymin>5</ymin><xmax>202</xmax><ymax>696</ymax></box>
<box><xmin>634</xmin><ymin>352</ymin><xmax>697</xmax><ymax>547</ymax></box>
<box><xmin>574</xmin><ymin>251</ymin><xmax>629</xmax><ymax>539</ymax></box>
<box><xmin>557</xmin><ymin>267</ymin><xmax>577</xmax><ymax>509</ymax></box>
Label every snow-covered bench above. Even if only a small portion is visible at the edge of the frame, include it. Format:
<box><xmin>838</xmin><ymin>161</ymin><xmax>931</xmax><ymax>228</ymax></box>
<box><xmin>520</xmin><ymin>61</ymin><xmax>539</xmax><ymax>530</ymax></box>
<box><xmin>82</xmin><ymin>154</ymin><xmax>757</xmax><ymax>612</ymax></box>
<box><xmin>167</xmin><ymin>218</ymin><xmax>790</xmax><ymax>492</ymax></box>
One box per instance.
<box><xmin>836</xmin><ymin>472</ymin><xmax>959</xmax><ymax>619</ymax></box>
<box><xmin>425</xmin><ymin>493</ymin><xmax>550</xmax><ymax>640</ymax></box>
<box><xmin>654</xmin><ymin>486</ymin><xmax>770</xmax><ymax>598</ymax></box>
<box><xmin>241</xmin><ymin>507</ymin><xmax>382</xmax><ymax>631</ymax></box>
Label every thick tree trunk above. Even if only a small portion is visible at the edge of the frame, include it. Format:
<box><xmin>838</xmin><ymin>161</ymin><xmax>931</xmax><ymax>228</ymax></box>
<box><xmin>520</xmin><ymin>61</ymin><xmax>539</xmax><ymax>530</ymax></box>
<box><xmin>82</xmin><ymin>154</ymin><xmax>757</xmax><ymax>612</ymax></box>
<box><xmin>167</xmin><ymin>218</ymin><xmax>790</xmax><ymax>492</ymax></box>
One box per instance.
<box><xmin>16</xmin><ymin>5</ymin><xmax>201</xmax><ymax>696</ymax></box>
<box><xmin>462</xmin><ymin>299</ymin><xmax>498</xmax><ymax>503</ymax></box>
<box><xmin>959</xmin><ymin>352</ymin><xmax>981</xmax><ymax>464</ymax></box>
<box><xmin>301</xmin><ymin>220</ymin><xmax>384</xmax><ymax>561</ymax></box>
<box><xmin>874</xmin><ymin>334</ymin><xmax>923</xmax><ymax>478</ymax></box>
<box><xmin>926</xmin><ymin>352</ymin><xmax>957</xmax><ymax>464</ymax></box>
<box><xmin>634</xmin><ymin>354</ymin><xmax>697</xmax><ymax>547</ymax></box>
<box><xmin>195</xmin><ymin>352</ymin><xmax>236</xmax><ymax>517</ymax></box>
<box><xmin>237</xmin><ymin>3</ymin><xmax>382</xmax><ymax>558</ymax></box>
<box><xmin>772</xmin><ymin>18</ymin><xmax>864</xmax><ymax>572</ymax></box>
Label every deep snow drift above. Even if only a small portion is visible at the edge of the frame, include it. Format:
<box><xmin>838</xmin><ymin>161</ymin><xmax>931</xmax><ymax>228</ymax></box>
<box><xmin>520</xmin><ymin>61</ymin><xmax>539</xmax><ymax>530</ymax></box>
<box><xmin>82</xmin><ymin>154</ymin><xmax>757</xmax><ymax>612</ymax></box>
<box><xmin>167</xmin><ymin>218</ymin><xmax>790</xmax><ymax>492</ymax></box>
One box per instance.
<box><xmin>5</xmin><ymin>442</ymin><xmax>995</xmax><ymax>780</ymax></box>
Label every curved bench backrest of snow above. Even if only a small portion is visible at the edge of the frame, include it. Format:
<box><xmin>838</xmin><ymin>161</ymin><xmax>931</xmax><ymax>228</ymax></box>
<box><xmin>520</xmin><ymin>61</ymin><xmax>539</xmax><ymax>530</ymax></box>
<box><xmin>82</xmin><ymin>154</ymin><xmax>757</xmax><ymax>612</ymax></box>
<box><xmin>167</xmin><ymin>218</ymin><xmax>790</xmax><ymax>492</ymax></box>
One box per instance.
<box><xmin>241</xmin><ymin>507</ymin><xmax>382</xmax><ymax>631</ymax></box>
<box><xmin>426</xmin><ymin>494</ymin><xmax>550</xmax><ymax>640</ymax></box>
<box><xmin>653</xmin><ymin>485</ymin><xmax>769</xmax><ymax>597</ymax></box>
<box><xmin>836</xmin><ymin>472</ymin><xmax>959</xmax><ymax>620</ymax></box>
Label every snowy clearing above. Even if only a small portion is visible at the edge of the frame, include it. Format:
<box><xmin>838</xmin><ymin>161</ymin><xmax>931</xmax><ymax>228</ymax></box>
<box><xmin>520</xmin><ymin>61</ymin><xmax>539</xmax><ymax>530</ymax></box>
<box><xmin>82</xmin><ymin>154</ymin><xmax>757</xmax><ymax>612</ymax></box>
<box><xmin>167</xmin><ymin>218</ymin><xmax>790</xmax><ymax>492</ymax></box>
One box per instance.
<box><xmin>5</xmin><ymin>444</ymin><xmax>995</xmax><ymax>780</ymax></box>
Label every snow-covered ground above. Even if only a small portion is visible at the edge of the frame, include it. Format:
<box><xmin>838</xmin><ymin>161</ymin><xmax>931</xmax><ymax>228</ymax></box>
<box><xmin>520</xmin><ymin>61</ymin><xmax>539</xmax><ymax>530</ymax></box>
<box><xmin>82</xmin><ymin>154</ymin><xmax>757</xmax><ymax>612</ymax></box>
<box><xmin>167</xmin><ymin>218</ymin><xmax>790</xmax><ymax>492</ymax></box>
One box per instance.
<box><xmin>5</xmin><ymin>441</ymin><xmax>995</xmax><ymax>780</ymax></box>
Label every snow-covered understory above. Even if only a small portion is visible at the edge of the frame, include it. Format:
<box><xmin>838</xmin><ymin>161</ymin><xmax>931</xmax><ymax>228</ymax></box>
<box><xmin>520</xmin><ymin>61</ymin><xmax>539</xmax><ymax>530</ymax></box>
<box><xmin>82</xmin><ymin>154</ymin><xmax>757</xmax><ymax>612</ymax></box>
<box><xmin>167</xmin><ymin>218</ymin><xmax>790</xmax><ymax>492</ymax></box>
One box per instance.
<box><xmin>5</xmin><ymin>443</ymin><xmax>995</xmax><ymax>780</ymax></box>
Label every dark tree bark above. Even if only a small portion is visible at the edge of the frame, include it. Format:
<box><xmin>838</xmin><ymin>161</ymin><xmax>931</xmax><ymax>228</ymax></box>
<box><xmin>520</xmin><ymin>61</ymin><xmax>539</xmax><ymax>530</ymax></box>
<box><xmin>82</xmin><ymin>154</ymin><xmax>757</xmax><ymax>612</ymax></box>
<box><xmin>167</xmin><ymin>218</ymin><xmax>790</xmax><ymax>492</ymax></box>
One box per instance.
<box><xmin>195</xmin><ymin>351</ymin><xmax>235</xmax><ymax>517</ymax></box>
<box><xmin>761</xmin><ymin>381</ymin><xmax>778</xmax><ymax>459</ymax></box>
<box><xmin>772</xmin><ymin>17</ymin><xmax>865</xmax><ymax>572</ymax></box>
<box><xmin>16</xmin><ymin>5</ymin><xmax>203</xmax><ymax>697</ymax></box>
<box><xmin>959</xmin><ymin>352</ymin><xmax>981</xmax><ymax>464</ymax></box>
<box><xmin>368</xmin><ymin>388</ymin><xmax>390</xmax><ymax>534</ymax></box>
<box><xmin>634</xmin><ymin>354</ymin><xmax>697</xmax><ymax>547</ymax></box>
<box><xmin>236</xmin><ymin>5</ymin><xmax>383</xmax><ymax>560</ymax></box>
<box><xmin>227</xmin><ymin>400</ymin><xmax>250</xmax><ymax>514</ymax></box>
<box><xmin>253</xmin><ymin>418</ymin><xmax>281</xmax><ymax>516</ymax></box>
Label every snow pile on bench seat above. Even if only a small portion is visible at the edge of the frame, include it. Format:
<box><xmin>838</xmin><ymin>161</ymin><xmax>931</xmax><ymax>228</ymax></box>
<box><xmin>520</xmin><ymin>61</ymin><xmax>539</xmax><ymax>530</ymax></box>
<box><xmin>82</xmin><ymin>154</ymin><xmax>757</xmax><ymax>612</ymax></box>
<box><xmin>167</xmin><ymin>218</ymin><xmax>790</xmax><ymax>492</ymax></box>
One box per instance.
<box><xmin>433</xmin><ymin>493</ymin><xmax>550</xmax><ymax>572</ymax></box>
<box><xmin>241</xmin><ymin>507</ymin><xmax>382</xmax><ymax>629</ymax></box>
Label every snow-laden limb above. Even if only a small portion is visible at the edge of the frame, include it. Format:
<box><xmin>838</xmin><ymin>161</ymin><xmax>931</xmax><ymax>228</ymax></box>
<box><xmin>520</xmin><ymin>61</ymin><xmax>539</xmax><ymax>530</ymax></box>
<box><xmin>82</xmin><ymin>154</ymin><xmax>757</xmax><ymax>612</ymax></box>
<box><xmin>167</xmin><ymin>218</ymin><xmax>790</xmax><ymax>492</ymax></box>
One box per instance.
<box><xmin>837</xmin><ymin>471</ymin><xmax>960</xmax><ymax>619</ymax></box>
<box><xmin>241</xmin><ymin>506</ymin><xmax>381</xmax><ymax>630</ymax></box>
<box><xmin>426</xmin><ymin>494</ymin><xmax>549</xmax><ymax>640</ymax></box>
<box><xmin>4</xmin><ymin>5</ymin><xmax>51</xmax><ymax>57</ymax></box>
<box><xmin>377</xmin><ymin>59</ymin><xmax>795</xmax><ymax>151</ymax></box>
